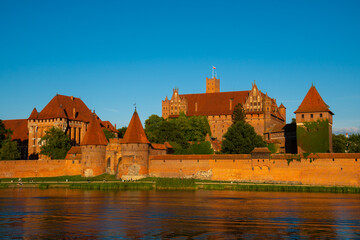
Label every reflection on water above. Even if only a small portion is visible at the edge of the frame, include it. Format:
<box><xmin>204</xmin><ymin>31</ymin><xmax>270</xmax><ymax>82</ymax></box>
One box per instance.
<box><xmin>0</xmin><ymin>188</ymin><xmax>360</xmax><ymax>239</ymax></box>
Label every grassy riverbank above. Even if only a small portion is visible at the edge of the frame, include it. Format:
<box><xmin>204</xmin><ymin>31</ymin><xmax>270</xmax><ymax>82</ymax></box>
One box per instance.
<box><xmin>0</xmin><ymin>176</ymin><xmax>359</xmax><ymax>193</ymax></box>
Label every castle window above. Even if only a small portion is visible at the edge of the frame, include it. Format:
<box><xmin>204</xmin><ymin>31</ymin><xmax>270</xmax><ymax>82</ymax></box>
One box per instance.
<box><xmin>302</xmin><ymin>114</ymin><xmax>304</xmax><ymax>119</ymax></box>
<box><xmin>311</xmin><ymin>114</ymin><xmax>313</xmax><ymax>118</ymax></box>
<box><xmin>320</xmin><ymin>113</ymin><xmax>323</xmax><ymax>118</ymax></box>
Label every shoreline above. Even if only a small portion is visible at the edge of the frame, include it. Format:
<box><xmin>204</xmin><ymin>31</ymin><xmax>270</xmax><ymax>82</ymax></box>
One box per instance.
<box><xmin>1</xmin><ymin>179</ymin><xmax>359</xmax><ymax>193</ymax></box>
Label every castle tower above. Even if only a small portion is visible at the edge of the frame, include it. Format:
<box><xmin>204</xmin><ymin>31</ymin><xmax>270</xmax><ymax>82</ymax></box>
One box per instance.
<box><xmin>294</xmin><ymin>85</ymin><xmax>334</xmax><ymax>153</ymax></box>
<box><xmin>80</xmin><ymin>113</ymin><xmax>108</xmax><ymax>177</ymax></box>
<box><xmin>118</xmin><ymin>110</ymin><xmax>150</xmax><ymax>180</ymax></box>
<box><xmin>279</xmin><ymin>103</ymin><xmax>286</xmax><ymax>120</ymax></box>
<box><xmin>206</xmin><ymin>77</ymin><xmax>220</xmax><ymax>93</ymax></box>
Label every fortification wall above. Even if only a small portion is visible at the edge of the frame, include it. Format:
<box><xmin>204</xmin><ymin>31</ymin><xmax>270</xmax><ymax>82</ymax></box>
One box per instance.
<box><xmin>0</xmin><ymin>159</ymin><xmax>83</xmax><ymax>178</ymax></box>
<box><xmin>149</xmin><ymin>153</ymin><xmax>360</xmax><ymax>187</ymax></box>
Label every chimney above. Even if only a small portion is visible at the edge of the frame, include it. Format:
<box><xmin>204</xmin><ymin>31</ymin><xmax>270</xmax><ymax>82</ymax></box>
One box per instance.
<box><xmin>71</xmin><ymin>96</ymin><xmax>74</xmax><ymax>101</ymax></box>
<box><xmin>73</xmin><ymin>108</ymin><xmax>76</xmax><ymax>118</ymax></box>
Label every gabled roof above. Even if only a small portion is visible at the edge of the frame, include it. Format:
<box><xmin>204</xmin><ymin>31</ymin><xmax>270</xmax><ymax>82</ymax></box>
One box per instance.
<box><xmin>123</xmin><ymin>111</ymin><xmax>149</xmax><ymax>144</ymax></box>
<box><xmin>3</xmin><ymin>119</ymin><xmax>28</xmax><ymax>141</ymax></box>
<box><xmin>28</xmin><ymin>108</ymin><xmax>39</xmax><ymax>120</ymax></box>
<box><xmin>81</xmin><ymin>113</ymin><xmax>108</xmax><ymax>146</ymax></box>
<box><xmin>294</xmin><ymin>86</ymin><xmax>333</xmax><ymax>114</ymax></box>
<box><xmin>151</xmin><ymin>143</ymin><xmax>167</xmax><ymax>150</ymax></box>
<box><xmin>279</xmin><ymin>103</ymin><xmax>286</xmax><ymax>109</ymax></box>
<box><xmin>37</xmin><ymin>94</ymin><xmax>93</xmax><ymax>121</ymax></box>
<box><xmin>181</xmin><ymin>91</ymin><xmax>250</xmax><ymax>116</ymax></box>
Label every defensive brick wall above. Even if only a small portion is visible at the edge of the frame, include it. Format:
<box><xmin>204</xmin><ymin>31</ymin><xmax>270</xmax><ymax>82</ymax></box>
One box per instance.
<box><xmin>149</xmin><ymin>153</ymin><xmax>360</xmax><ymax>187</ymax></box>
<box><xmin>0</xmin><ymin>159</ymin><xmax>83</xmax><ymax>178</ymax></box>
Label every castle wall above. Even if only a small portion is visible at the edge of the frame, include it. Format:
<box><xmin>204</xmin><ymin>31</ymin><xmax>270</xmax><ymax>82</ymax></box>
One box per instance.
<box><xmin>149</xmin><ymin>153</ymin><xmax>360</xmax><ymax>187</ymax></box>
<box><xmin>0</xmin><ymin>159</ymin><xmax>83</xmax><ymax>178</ymax></box>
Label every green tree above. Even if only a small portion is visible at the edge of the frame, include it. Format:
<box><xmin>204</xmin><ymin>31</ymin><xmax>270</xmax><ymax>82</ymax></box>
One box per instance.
<box><xmin>40</xmin><ymin>127</ymin><xmax>71</xmax><ymax>159</ymax></box>
<box><xmin>332</xmin><ymin>134</ymin><xmax>347</xmax><ymax>153</ymax></box>
<box><xmin>144</xmin><ymin>114</ymin><xmax>211</xmax><ymax>147</ymax></box>
<box><xmin>0</xmin><ymin>139</ymin><xmax>21</xmax><ymax>160</ymax></box>
<box><xmin>222</xmin><ymin>121</ymin><xmax>265</xmax><ymax>154</ymax></box>
<box><xmin>232</xmin><ymin>103</ymin><xmax>246</xmax><ymax>123</ymax></box>
<box><xmin>145</xmin><ymin>114</ymin><xmax>165</xmax><ymax>143</ymax></box>
<box><xmin>117</xmin><ymin>127</ymin><xmax>127</xmax><ymax>138</ymax></box>
<box><xmin>348</xmin><ymin>134</ymin><xmax>360</xmax><ymax>153</ymax></box>
<box><xmin>103</xmin><ymin>129</ymin><xmax>115</xmax><ymax>141</ymax></box>
<box><xmin>0</xmin><ymin>120</ymin><xmax>11</xmax><ymax>148</ymax></box>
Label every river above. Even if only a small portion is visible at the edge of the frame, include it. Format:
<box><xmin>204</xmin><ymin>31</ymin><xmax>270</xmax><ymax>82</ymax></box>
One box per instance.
<box><xmin>0</xmin><ymin>188</ymin><xmax>359</xmax><ymax>239</ymax></box>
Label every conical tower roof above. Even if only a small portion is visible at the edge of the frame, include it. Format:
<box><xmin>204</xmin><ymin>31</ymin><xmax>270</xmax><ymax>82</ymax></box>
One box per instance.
<box><xmin>123</xmin><ymin>110</ymin><xmax>149</xmax><ymax>144</ymax></box>
<box><xmin>81</xmin><ymin>113</ymin><xmax>108</xmax><ymax>146</ymax></box>
<box><xmin>28</xmin><ymin>108</ymin><xmax>38</xmax><ymax>120</ymax></box>
<box><xmin>294</xmin><ymin>85</ymin><xmax>333</xmax><ymax>114</ymax></box>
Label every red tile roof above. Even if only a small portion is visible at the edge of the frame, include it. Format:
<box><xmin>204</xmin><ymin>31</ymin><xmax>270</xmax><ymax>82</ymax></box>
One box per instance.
<box><xmin>28</xmin><ymin>108</ymin><xmax>38</xmax><ymax>120</ymax></box>
<box><xmin>151</xmin><ymin>143</ymin><xmax>167</xmax><ymax>150</ymax></box>
<box><xmin>181</xmin><ymin>91</ymin><xmax>250</xmax><ymax>116</ymax></box>
<box><xmin>123</xmin><ymin>111</ymin><xmax>149</xmax><ymax>144</ymax></box>
<box><xmin>67</xmin><ymin>146</ymin><xmax>81</xmax><ymax>154</ymax></box>
<box><xmin>81</xmin><ymin>114</ymin><xmax>108</xmax><ymax>146</ymax></box>
<box><xmin>36</xmin><ymin>94</ymin><xmax>93</xmax><ymax>121</ymax></box>
<box><xmin>252</xmin><ymin>147</ymin><xmax>271</xmax><ymax>153</ymax></box>
<box><xmin>294</xmin><ymin>86</ymin><xmax>333</xmax><ymax>114</ymax></box>
<box><xmin>101</xmin><ymin>120</ymin><xmax>118</xmax><ymax>133</ymax></box>
<box><xmin>164</xmin><ymin>142</ymin><xmax>173</xmax><ymax>149</ymax></box>
<box><xmin>3</xmin><ymin>119</ymin><xmax>28</xmax><ymax>141</ymax></box>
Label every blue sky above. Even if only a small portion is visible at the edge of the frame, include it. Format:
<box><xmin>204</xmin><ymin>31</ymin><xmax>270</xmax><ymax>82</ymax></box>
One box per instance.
<box><xmin>1</xmin><ymin>0</ymin><xmax>359</xmax><ymax>133</ymax></box>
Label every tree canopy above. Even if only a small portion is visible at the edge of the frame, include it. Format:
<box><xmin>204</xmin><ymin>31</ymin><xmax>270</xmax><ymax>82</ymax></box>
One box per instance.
<box><xmin>0</xmin><ymin>119</ymin><xmax>21</xmax><ymax>160</ymax></box>
<box><xmin>232</xmin><ymin>103</ymin><xmax>246</xmax><ymax>123</ymax></box>
<box><xmin>40</xmin><ymin>127</ymin><xmax>71</xmax><ymax>159</ymax></box>
<box><xmin>221</xmin><ymin>121</ymin><xmax>265</xmax><ymax>154</ymax></box>
<box><xmin>145</xmin><ymin>114</ymin><xmax>212</xmax><ymax>153</ymax></box>
<box><xmin>117</xmin><ymin>127</ymin><xmax>127</xmax><ymax>138</ymax></box>
<box><xmin>0</xmin><ymin>139</ymin><xmax>21</xmax><ymax>160</ymax></box>
<box><xmin>145</xmin><ymin>114</ymin><xmax>211</xmax><ymax>145</ymax></box>
<box><xmin>103</xmin><ymin>129</ymin><xmax>115</xmax><ymax>141</ymax></box>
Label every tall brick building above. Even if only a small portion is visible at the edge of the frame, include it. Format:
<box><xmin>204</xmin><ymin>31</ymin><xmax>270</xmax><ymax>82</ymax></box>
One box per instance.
<box><xmin>162</xmin><ymin>77</ymin><xmax>286</xmax><ymax>148</ymax></box>
<box><xmin>294</xmin><ymin>85</ymin><xmax>334</xmax><ymax>153</ymax></box>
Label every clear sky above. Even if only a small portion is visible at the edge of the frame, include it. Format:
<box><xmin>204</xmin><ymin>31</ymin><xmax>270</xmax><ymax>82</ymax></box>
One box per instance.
<box><xmin>1</xmin><ymin>0</ymin><xmax>359</xmax><ymax>134</ymax></box>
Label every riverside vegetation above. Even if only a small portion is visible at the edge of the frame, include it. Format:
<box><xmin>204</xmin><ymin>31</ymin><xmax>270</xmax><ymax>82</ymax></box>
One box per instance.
<box><xmin>0</xmin><ymin>174</ymin><xmax>359</xmax><ymax>193</ymax></box>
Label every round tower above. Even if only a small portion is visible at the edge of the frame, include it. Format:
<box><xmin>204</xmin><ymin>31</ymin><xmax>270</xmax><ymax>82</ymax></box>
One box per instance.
<box><xmin>118</xmin><ymin>110</ymin><xmax>150</xmax><ymax>180</ymax></box>
<box><xmin>80</xmin><ymin>113</ymin><xmax>108</xmax><ymax>177</ymax></box>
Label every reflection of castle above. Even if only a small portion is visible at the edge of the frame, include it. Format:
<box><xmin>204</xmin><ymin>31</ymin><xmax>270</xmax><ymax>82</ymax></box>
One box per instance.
<box><xmin>162</xmin><ymin>78</ymin><xmax>288</xmax><ymax>151</ymax></box>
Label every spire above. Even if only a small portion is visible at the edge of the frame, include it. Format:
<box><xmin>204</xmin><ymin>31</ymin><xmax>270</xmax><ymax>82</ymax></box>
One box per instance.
<box><xmin>294</xmin><ymin>85</ymin><xmax>333</xmax><ymax>114</ymax></box>
<box><xmin>81</xmin><ymin>113</ymin><xmax>108</xmax><ymax>146</ymax></box>
<box><xmin>28</xmin><ymin>108</ymin><xmax>38</xmax><ymax>120</ymax></box>
<box><xmin>123</xmin><ymin>111</ymin><xmax>149</xmax><ymax>144</ymax></box>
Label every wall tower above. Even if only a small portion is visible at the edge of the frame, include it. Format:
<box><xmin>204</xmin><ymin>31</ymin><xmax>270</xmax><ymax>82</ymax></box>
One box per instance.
<box><xmin>80</xmin><ymin>112</ymin><xmax>108</xmax><ymax>177</ymax></box>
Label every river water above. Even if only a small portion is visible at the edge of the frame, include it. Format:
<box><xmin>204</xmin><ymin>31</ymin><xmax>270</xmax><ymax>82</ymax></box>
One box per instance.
<box><xmin>0</xmin><ymin>188</ymin><xmax>359</xmax><ymax>239</ymax></box>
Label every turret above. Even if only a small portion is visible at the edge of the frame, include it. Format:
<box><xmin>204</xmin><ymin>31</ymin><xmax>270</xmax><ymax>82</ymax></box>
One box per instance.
<box><xmin>279</xmin><ymin>103</ymin><xmax>286</xmax><ymax>120</ymax></box>
<box><xmin>118</xmin><ymin>110</ymin><xmax>150</xmax><ymax>180</ymax></box>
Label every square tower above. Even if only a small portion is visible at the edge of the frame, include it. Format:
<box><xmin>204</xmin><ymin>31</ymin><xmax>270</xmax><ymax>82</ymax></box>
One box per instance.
<box><xmin>206</xmin><ymin>77</ymin><xmax>220</xmax><ymax>93</ymax></box>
